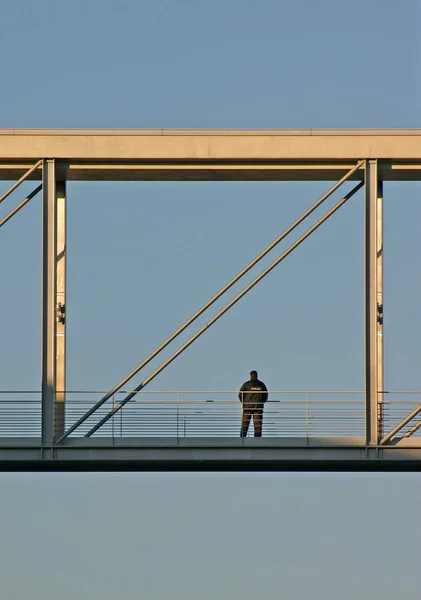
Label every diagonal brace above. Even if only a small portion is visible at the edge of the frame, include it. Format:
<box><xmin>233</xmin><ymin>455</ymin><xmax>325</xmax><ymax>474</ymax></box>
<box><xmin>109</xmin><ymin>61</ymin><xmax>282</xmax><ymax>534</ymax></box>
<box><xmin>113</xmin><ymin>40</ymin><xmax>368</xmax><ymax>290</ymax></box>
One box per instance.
<box><xmin>0</xmin><ymin>185</ymin><xmax>42</xmax><ymax>228</ymax></box>
<box><xmin>0</xmin><ymin>160</ymin><xmax>42</xmax><ymax>205</ymax></box>
<box><xmin>86</xmin><ymin>181</ymin><xmax>364</xmax><ymax>437</ymax></box>
<box><xmin>402</xmin><ymin>418</ymin><xmax>421</xmax><ymax>439</ymax></box>
<box><xmin>380</xmin><ymin>403</ymin><xmax>421</xmax><ymax>444</ymax></box>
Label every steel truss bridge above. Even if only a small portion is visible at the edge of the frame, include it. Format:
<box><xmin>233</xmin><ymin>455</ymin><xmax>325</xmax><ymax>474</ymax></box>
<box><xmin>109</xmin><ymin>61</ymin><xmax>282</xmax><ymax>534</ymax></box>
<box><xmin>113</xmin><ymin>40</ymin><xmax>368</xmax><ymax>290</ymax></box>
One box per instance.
<box><xmin>1</xmin><ymin>129</ymin><xmax>421</xmax><ymax>471</ymax></box>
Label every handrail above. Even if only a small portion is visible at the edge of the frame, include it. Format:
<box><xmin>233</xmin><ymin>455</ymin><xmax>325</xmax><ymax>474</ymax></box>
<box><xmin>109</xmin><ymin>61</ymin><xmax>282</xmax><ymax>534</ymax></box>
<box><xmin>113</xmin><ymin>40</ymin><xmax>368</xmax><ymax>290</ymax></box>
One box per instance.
<box><xmin>2</xmin><ymin>389</ymin><xmax>421</xmax><ymax>441</ymax></box>
<box><xmin>3</xmin><ymin>389</ymin><xmax>421</xmax><ymax>396</ymax></box>
<box><xmin>0</xmin><ymin>389</ymin><xmax>368</xmax><ymax>394</ymax></box>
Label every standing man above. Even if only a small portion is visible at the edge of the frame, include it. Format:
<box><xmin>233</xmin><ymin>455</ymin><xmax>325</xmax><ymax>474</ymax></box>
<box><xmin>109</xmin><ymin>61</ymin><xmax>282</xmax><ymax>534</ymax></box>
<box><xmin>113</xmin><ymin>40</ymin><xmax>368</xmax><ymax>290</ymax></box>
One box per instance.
<box><xmin>239</xmin><ymin>370</ymin><xmax>268</xmax><ymax>437</ymax></box>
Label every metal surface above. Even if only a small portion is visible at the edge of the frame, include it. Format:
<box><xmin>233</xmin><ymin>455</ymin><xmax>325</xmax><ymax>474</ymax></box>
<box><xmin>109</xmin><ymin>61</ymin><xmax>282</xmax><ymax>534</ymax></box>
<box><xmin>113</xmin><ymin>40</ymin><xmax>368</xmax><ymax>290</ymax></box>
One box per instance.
<box><xmin>55</xmin><ymin>181</ymin><xmax>66</xmax><ymax>438</ymax></box>
<box><xmin>4</xmin><ymin>390</ymin><xmax>421</xmax><ymax>440</ymax></box>
<box><xmin>56</xmin><ymin>163</ymin><xmax>363</xmax><ymax>443</ymax></box>
<box><xmin>377</xmin><ymin>181</ymin><xmax>384</xmax><ymax>437</ymax></box>
<box><xmin>365</xmin><ymin>160</ymin><xmax>381</xmax><ymax>445</ymax></box>
<box><xmin>41</xmin><ymin>160</ymin><xmax>57</xmax><ymax>447</ymax></box>
<box><xmin>0</xmin><ymin>184</ymin><xmax>42</xmax><ymax>228</ymax></box>
<box><xmin>65</xmin><ymin>182</ymin><xmax>363</xmax><ymax>439</ymax></box>
<box><xmin>40</xmin><ymin>172</ymin><xmax>66</xmax><ymax>442</ymax></box>
<box><xmin>1</xmin><ymin>390</ymin><xmax>367</xmax><ymax>438</ymax></box>
<box><xmin>402</xmin><ymin>419</ymin><xmax>421</xmax><ymax>438</ymax></box>
<box><xmin>0</xmin><ymin>159</ymin><xmax>42</xmax><ymax>203</ymax></box>
<box><xmin>381</xmin><ymin>401</ymin><xmax>421</xmax><ymax>444</ymax></box>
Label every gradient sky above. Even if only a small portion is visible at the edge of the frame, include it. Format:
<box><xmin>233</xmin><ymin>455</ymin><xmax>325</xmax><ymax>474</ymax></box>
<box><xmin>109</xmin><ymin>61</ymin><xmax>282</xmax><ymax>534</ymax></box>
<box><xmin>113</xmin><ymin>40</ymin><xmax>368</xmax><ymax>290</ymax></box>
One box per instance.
<box><xmin>0</xmin><ymin>0</ymin><xmax>420</xmax><ymax>598</ymax></box>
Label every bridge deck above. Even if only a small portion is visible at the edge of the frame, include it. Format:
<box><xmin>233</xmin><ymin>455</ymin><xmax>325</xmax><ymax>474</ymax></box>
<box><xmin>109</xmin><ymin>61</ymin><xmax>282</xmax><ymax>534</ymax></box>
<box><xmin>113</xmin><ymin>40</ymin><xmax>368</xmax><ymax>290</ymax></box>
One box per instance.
<box><xmin>1</xmin><ymin>437</ymin><xmax>421</xmax><ymax>471</ymax></box>
<box><xmin>1</xmin><ymin>392</ymin><xmax>421</xmax><ymax>470</ymax></box>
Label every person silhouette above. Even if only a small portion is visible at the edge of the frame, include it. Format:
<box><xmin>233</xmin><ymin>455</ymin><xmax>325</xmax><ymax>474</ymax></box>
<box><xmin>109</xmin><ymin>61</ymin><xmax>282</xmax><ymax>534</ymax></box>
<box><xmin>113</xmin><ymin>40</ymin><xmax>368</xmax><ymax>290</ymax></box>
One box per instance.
<box><xmin>238</xmin><ymin>370</ymin><xmax>268</xmax><ymax>437</ymax></box>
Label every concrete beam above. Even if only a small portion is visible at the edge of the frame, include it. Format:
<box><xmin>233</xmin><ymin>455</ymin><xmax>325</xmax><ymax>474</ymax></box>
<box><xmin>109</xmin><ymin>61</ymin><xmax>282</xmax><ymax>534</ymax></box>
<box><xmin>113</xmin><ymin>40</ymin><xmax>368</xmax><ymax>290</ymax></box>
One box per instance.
<box><xmin>0</xmin><ymin>130</ymin><xmax>420</xmax><ymax>181</ymax></box>
<box><xmin>0</xmin><ymin>129</ymin><xmax>420</xmax><ymax>160</ymax></box>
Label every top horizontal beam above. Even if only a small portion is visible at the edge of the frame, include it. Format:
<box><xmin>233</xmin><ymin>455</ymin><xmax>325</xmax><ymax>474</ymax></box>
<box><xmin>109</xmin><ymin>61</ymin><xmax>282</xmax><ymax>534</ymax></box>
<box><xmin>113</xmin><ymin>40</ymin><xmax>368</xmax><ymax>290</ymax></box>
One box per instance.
<box><xmin>0</xmin><ymin>129</ymin><xmax>421</xmax><ymax>181</ymax></box>
<box><xmin>2</xmin><ymin>128</ymin><xmax>421</xmax><ymax>136</ymax></box>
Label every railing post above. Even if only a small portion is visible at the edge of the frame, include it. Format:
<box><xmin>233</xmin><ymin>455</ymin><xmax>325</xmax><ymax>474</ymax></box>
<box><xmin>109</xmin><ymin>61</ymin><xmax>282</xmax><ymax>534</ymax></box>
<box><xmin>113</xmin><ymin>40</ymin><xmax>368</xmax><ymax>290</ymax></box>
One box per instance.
<box><xmin>240</xmin><ymin>395</ymin><xmax>242</xmax><ymax>441</ymax></box>
<box><xmin>183</xmin><ymin>396</ymin><xmax>187</xmax><ymax>438</ymax></box>
<box><xmin>305</xmin><ymin>392</ymin><xmax>309</xmax><ymax>438</ymax></box>
<box><xmin>112</xmin><ymin>394</ymin><xmax>115</xmax><ymax>440</ymax></box>
<box><xmin>311</xmin><ymin>394</ymin><xmax>315</xmax><ymax>437</ymax></box>
<box><xmin>176</xmin><ymin>392</ymin><xmax>179</xmax><ymax>441</ymax></box>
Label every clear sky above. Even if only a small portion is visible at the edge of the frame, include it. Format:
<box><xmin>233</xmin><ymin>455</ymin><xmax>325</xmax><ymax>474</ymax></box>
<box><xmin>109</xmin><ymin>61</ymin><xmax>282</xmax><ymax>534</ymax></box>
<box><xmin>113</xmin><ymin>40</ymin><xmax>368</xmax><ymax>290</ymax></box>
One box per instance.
<box><xmin>0</xmin><ymin>0</ymin><xmax>420</xmax><ymax>597</ymax></box>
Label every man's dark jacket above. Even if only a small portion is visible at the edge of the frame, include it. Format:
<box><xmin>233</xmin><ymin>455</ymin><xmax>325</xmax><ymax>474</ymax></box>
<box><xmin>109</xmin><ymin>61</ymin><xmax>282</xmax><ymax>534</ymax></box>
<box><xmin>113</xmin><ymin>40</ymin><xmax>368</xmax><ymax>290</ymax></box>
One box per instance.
<box><xmin>238</xmin><ymin>379</ymin><xmax>268</xmax><ymax>406</ymax></box>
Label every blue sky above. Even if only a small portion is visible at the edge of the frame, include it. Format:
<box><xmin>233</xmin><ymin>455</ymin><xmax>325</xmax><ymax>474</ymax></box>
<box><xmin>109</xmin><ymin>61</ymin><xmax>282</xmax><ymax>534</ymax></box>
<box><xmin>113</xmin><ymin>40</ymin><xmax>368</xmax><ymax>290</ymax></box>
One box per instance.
<box><xmin>0</xmin><ymin>0</ymin><xmax>420</xmax><ymax>597</ymax></box>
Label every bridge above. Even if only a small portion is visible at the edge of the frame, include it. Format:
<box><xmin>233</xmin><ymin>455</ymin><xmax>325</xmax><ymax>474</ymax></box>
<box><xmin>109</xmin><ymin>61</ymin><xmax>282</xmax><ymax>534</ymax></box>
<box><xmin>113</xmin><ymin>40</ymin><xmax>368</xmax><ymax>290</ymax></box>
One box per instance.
<box><xmin>1</xmin><ymin>129</ymin><xmax>421</xmax><ymax>471</ymax></box>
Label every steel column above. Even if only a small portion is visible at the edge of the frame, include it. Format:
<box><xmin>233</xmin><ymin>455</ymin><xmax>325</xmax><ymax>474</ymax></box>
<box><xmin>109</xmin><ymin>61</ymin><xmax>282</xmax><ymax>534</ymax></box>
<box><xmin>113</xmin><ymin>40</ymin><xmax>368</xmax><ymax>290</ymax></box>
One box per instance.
<box><xmin>377</xmin><ymin>181</ymin><xmax>384</xmax><ymax>439</ymax></box>
<box><xmin>41</xmin><ymin>160</ymin><xmax>57</xmax><ymax>446</ymax></box>
<box><xmin>54</xmin><ymin>181</ymin><xmax>66</xmax><ymax>438</ymax></box>
<box><xmin>365</xmin><ymin>160</ymin><xmax>383</xmax><ymax>445</ymax></box>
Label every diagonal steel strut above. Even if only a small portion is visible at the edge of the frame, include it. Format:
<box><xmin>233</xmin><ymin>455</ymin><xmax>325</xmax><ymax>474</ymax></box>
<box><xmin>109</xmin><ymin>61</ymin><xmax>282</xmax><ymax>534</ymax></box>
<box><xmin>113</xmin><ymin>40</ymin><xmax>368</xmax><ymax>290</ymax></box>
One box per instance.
<box><xmin>56</xmin><ymin>162</ymin><xmax>364</xmax><ymax>443</ymax></box>
<box><xmin>85</xmin><ymin>181</ymin><xmax>364</xmax><ymax>437</ymax></box>
<box><xmin>0</xmin><ymin>185</ymin><xmax>42</xmax><ymax>228</ymax></box>
<box><xmin>0</xmin><ymin>160</ymin><xmax>42</xmax><ymax>205</ymax></box>
<box><xmin>380</xmin><ymin>403</ymin><xmax>421</xmax><ymax>444</ymax></box>
<box><xmin>402</xmin><ymin>418</ymin><xmax>421</xmax><ymax>439</ymax></box>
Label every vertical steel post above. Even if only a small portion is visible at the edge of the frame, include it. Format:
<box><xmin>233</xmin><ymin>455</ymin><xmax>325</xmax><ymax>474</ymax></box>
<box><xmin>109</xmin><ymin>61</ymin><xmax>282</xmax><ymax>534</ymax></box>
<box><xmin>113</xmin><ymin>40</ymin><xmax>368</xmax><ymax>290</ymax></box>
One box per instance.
<box><xmin>377</xmin><ymin>181</ymin><xmax>384</xmax><ymax>439</ymax></box>
<box><xmin>54</xmin><ymin>180</ymin><xmax>66</xmax><ymax>438</ymax></box>
<box><xmin>41</xmin><ymin>160</ymin><xmax>57</xmax><ymax>446</ymax></box>
<box><xmin>365</xmin><ymin>160</ymin><xmax>382</xmax><ymax>445</ymax></box>
<box><xmin>176</xmin><ymin>392</ymin><xmax>179</xmax><ymax>440</ymax></box>
<box><xmin>112</xmin><ymin>394</ymin><xmax>115</xmax><ymax>439</ymax></box>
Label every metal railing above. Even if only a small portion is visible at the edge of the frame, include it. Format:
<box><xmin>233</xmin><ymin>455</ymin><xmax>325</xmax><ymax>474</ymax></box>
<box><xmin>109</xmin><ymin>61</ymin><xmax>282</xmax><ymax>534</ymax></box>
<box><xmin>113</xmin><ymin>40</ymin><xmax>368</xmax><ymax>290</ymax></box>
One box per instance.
<box><xmin>1</xmin><ymin>390</ymin><xmax>420</xmax><ymax>440</ymax></box>
<box><xmin>382</xmin><ymin>392</ymin><xmax>421</xmax><ymax>439</ymax></box>
<box><xmin>0</xmin><ymin>392</ymin><xmax>42</xmax><ymax>437</ymax></box>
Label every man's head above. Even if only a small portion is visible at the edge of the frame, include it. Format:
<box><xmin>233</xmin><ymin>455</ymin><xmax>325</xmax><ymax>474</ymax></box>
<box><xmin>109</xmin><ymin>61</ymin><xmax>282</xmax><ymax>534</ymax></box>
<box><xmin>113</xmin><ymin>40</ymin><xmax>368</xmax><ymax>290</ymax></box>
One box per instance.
<box><xmin>250</xmin><ymin>370</ymin><xmax>258</xmax><ymax>381</ymax></box>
